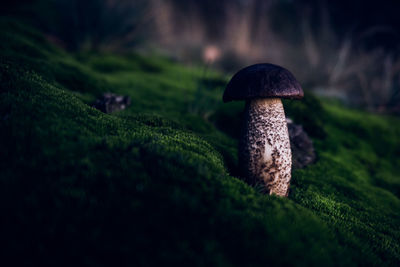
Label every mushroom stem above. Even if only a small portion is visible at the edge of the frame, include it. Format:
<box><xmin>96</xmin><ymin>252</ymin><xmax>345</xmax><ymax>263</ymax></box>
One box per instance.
<box><xmin>239</xmin><ymin>98</ymin><xmax>292</xmax><ymax>196</ymax></box>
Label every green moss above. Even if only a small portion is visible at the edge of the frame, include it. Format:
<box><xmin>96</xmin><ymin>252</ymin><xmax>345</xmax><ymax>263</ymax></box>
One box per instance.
<box><xmin>290</xmin><ymin>102</ymin><xmax>400</xmax><ymax>265</ymax></box>
<box><xmin>1</xmin><ymin>18</ymin><xmax>400</xmax><ymax>266</ymax></box>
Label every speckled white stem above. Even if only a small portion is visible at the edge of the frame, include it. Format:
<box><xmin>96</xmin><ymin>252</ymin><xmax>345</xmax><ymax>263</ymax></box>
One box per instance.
<box><xmin>239</xmin><ymin>98</ymin><xmax>292</xmax><ymax>196</ymax></box>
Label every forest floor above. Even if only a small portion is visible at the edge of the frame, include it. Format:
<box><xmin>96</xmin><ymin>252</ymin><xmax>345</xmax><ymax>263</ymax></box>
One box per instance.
<box><xmin>1</xmin><ymin>18</ymin><xmax>400</xmax><ymax>266</ymax></box>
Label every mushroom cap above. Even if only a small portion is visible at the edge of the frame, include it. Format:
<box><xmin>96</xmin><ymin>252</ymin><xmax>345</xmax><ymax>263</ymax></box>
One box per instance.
<box><xmin>223</xmin><ymin>63</ymin><xmax>304</xmax><ymax>102</ymax></box>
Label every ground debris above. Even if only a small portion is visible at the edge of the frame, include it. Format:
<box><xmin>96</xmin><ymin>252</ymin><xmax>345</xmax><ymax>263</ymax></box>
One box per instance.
<box><xmin>287</xmin><ymin>118</ymin><xmax>316</xmax><ymax>169</ymax></box>
<box><xmin>92</xmin><ymin>93</ymin><xmax>131</xmax><ymax>113</ymax></box>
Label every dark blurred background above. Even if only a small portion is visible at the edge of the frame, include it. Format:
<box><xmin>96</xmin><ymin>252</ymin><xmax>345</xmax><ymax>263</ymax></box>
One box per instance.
<box><xmin>2</xmin><ymin>0</ymin><xmax>400</xmax><ymax>113</ymax></box>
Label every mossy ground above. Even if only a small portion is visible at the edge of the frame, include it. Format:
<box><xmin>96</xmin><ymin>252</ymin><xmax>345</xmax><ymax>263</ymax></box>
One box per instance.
<box><xmin>1</xmin><ymin>18</ymin><xmax>399</xmax><ymax>266</ymax></box>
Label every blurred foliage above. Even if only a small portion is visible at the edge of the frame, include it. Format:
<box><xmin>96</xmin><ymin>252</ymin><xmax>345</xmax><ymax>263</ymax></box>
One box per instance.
<box><xmin>3</xmin><ymin>0</ymin><xmax>400</xmax><ymax>113</ymax></box>
<box><xmin>1</xmin><ymin>18</ymin><xmax>400</xmax><ymax>266</ymax></box>
<box><xmin>1</xmin><ymin>0</ymin><xmax>150</xmax><ymax>51</ymax></box>
<box><xmin>49</xmin><ymin>0</ymin><xmax>150</xmax><ymax>50</ymax></box>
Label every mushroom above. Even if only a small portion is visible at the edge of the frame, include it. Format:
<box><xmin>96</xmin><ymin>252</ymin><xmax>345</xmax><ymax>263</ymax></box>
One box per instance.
<box><xmin>223</xmin><ymin>63</ymin><xmax>303</xmax><ymax>197</ymax></box>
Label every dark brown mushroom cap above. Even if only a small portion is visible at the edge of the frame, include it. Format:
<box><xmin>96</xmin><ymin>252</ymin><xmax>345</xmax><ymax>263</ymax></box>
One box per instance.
<box><xmin>223</xmin><ymin>63</ymin><xmax>303</xmax><ymax>102</ymax></box>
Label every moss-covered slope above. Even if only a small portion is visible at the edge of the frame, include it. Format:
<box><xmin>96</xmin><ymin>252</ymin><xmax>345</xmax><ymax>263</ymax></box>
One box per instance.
<box><xmin>1</xmin><ymin>18</ymin><xmax>399</xmax><ymax>266</ymax></box>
